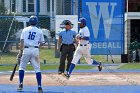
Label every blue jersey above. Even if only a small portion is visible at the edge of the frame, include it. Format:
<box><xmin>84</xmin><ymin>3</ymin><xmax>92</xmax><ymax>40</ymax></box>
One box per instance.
<box><xmin>59</xmin><ymin>30</ymin><xmax>77</xmax><ymax>44</ymax></box>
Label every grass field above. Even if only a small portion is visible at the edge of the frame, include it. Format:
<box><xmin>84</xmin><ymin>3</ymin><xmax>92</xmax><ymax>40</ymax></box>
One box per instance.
<box><xmin>0</xmin><ymin>47</ymin><xmax>140</xmax><ymax>70</ymax></box>
<box><xmin>0</xmin><ymin>47</ymin><xmax>108</xmax><ymax>64</ymax></box>
<box><xmin>0</xmin><ymin>63</ymin><xmax>140</xmax><ymax>71</ymax></box>
<box><xmin>0</xmin><ymin>64</ymin><xmax>94</xmax><ymax>71</ymax></box>
<box><xmin>118</xmin><ymin>63</ymin><xmax>140</xmax><ymax>69</ymax></box>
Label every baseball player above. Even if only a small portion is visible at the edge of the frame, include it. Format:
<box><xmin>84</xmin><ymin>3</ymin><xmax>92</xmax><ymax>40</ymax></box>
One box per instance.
<box><xmin>17</xmin><ymin>16</ymin><xmax>44</xmax><ymax>92</ymax></box>
<box><xmin>63</xmin><ymin>17</ymin><xmax>102</xmax><ymax>79</ymax></box>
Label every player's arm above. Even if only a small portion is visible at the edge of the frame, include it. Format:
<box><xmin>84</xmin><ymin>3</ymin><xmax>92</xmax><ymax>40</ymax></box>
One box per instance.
<box><xmin>17</xmin><ymin>39</ymin><xmax>24</xmax><ymax>65</ymax></box>
<box><xmin>57</xmin><ymin>36</ymin><xmax>62</xmax><ymax>50</ymax></box>
<box><xmin>39</xmin><ymin>40</ymin><xmax>45</xmax><ymax>47</ymax></box>
<box><xmin>39</xmin><ymin>32</ymin><xmax>45</xmax><ymax>47</ymax></box>
<box><xmin>58</xmin><ymin>36</ymin><xmax>62</xmax><ymax>45</ymax></box>
<box><xmin>19</xmin><ymin>39</ymin><xmax>24</xmax><ymax>50</ymax></box>
<box><xmin>19</xmin><ymin>29</ymin><xmax>25</xmax><ymax>51</ymax></box>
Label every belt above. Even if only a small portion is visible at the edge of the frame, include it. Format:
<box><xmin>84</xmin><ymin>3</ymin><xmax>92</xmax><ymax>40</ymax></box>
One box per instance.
<box><xmin>62</xmin><ymin>43</ymin><xmax>74</xmax><ymax>46</ymax></box>
<box><xmin>24</xmin><ymin>46</ymin><xmax>38</xmax><ymax>48</ymax></box>
<box><xmin>79</xmin><ymin>43</ymin><xmax>89</xmax><ymax>46</ymax></box>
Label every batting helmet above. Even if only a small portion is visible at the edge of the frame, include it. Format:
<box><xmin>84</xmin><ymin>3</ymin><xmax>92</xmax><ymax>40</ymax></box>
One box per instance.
<box><xmin>78</xmin><ymin>17</ymin><xmax>86</xmax><ymax>26</ymax></box>
<box><xmin>29</xmin><ymin>16</ymin><xmax>38</xmax><ymax>25</ymax></box>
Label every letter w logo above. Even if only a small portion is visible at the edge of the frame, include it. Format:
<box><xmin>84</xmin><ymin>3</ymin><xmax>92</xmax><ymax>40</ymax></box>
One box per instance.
<box><xmin>86</xmin><ymin>2</ymin><xmax>117</xmax><ymax>39</ymax></box>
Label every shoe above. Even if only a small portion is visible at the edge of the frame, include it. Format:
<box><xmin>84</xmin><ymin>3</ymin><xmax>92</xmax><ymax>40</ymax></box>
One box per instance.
<box><xmin>17</xmin><ymin>83</ymin><xmax>23</xmax><ymax>90</ymax></box>
<box><xmin>98</xmin><ymin>62</ymin><xmax>102</xmax><ymax>71</ymax></box>
<box><xmin>38</xmin><ymin>87</ymin><xmax>43</xmax><ymax>92</ymax></box>
<box><xmin>62</xmin><ymin>73</ymin><xmax>70</xmax><ymax>79</ymax></box>
<box><xmin>58</xmin><ymin>71</ymin><xmax>63</xmax><ymax>75</ymax></box>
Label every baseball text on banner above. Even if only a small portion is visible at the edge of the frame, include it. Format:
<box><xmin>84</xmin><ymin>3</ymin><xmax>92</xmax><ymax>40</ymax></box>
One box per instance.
<box><xmin>82</xmin><ymin>0</ymin><xmax>124</xmax><ymax>55</ymax></box>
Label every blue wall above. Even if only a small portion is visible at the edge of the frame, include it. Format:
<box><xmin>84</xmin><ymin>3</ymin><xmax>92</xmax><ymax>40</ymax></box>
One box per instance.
<box><xmin>82</xmin><ymin>0</ymin><xmax>124</xmax><ymax>55</ymax></box>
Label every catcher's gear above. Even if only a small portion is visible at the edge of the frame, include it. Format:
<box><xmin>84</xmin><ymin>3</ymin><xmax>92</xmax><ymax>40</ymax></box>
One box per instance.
<box><xmin>29</xmin><ymin>16</ymin><xmax>38</xmax><ymax>25</ymax></box>
<box><xmin>17</xmin><ymin>50</ymin><xmax>23</xmax><ymax>64</ymax></box>
<box><xmin>78</xmin><ymin>17</ymin><xmax>87</xmax><ymax>26</ymax></box>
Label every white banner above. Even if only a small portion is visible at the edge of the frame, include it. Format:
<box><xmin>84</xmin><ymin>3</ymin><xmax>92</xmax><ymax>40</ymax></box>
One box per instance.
<box><xmin>55</xmin><ymin>15</ymin><xmax>78</xmax><ymax>39</ymax></box>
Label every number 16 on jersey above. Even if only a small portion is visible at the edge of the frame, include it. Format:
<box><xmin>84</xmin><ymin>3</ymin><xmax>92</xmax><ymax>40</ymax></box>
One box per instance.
<box><xmin>28</xmin><ymin>32</ymin><xmax>36</xmax><ymax>40</ymax></box>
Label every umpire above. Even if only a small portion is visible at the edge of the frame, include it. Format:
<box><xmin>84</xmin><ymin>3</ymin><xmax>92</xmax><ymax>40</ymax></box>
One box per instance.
<box><xmin>57</xmin><ymin>20</ymin><xmax>77</xmax><ymax>74</ymax></box>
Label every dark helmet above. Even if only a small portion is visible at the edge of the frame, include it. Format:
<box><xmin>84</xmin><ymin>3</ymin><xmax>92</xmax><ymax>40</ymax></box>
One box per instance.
<box><xmin>60</xmin><ymin>20</ymin><xmax>73</xmax><ymax>28</ymax></box>
<box><xmin>78</xmin><ymin>17</ymin><xmax>86</xmax><ymax>26</ymax></box>
<box><xmin>63</xmin><ymin>20</ymin><xmax>72</xmax><ymax>25</ymax></box>
<box><xmin>29</xmin><ymin>16</ymin><xmax>38</xmax><ymax>25</ymax></box>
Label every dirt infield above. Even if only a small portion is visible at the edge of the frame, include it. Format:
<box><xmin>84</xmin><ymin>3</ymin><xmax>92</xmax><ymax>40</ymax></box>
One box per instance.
<box><xmin>0</xmin><ymin>72</ymin><xmax>140</xmax><ymax>86</ymax></box>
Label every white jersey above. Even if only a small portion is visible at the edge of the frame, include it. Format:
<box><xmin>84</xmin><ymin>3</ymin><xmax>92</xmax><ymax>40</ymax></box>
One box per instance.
<box><xmin>78</xmin><ymin>26</ymin><xmax>90</xmax><ymax>44</ymax></box>
<box><xmin>71</xmin><ymin>26</ymin><xmax>101</xmax><ymax>66</ymax></box>
<box><xmin>20</xmin><ymin>26</ymin><xmax>44</xmax><ymax>46</ymax></box>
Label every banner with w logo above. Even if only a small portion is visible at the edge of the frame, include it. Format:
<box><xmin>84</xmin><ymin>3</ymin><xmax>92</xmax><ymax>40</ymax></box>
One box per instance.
<box><xmin>82</xmin><ymin>0</ymin><xmax>124</xmax><ymax>55</ymax></box>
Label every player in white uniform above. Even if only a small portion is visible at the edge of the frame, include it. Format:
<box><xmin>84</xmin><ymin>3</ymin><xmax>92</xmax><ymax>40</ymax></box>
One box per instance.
<box><xmin>17</xmin><ymin>16</ymin><xmax>44</xmax><ymax>92</ymax></box>
<box><xmin>63</xmin><ymin>17</ymin><xmax>102</xmax><ymax>79</ymax></box>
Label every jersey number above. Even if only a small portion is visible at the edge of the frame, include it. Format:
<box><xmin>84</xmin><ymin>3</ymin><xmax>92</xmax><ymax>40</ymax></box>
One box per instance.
<box><xmin>28</xmin><ymin>32</ymin><xmax>36</xmax><ymax>40</ymax></box>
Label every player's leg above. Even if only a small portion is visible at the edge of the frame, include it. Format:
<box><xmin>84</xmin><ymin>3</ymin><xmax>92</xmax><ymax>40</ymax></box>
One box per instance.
<box><xmin>84</xmin><ymin>44</ymin><xmax>102</xmax><ymax>71</ymax></box>
<box><xmin>31</xmin><ymin>57</ymin><xmax>43</xmax><ymax>92</ymax></box>
<box><xmin>64</xmin><ymin>48</ymin><xmax>82</xmax><ymax>79</ymax></box>
<box><xmin>30</xmin><ymin>49</ymin><xmax>43</xmax><ymax>92</ymax></box>
<box><xmin>58</xmin><ymin>46</ymin><xmax>67</xmax><ymax>74</ymax></box>
<box><xmin>84</xmin><ymin>56</ymin><xmax>102</xmax><ymax>71</ymax></box>
<box><xmin>17</xmin><ymin>49</ymin><xmax>30</xmax><ymax>90</ymax></box>
<box><xmin>66</xmin><ymin>47</ymin><xmax>74</xmax><ymax>73</ymax></box>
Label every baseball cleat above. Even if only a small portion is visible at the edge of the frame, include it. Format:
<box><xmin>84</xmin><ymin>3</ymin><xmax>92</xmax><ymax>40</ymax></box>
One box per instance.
<box><xmin>62</xmin><ymin>73</ymin><xmax>70</xmax><ymax>79</ymax></box>
<box><xmin>17</xmin><ymin>83</ymin><xmax>23</xmax><ymax>90</ymax></box>
<box><xmin>98</xmin><ymin>62</ymin><xmax>102</xmax><ymax>71</ymax></box>
<box><xmin>38</xmin><ymin>87</ymin><xmax>43</xmax><ymax>92</ymax></box>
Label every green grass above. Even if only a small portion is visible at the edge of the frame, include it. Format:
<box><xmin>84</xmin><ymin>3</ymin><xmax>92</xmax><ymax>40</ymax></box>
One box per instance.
<box><xmin>0</xmin><ymin>47</ymin><xmax>107</xmax><ymax>64</ymax></box>
<box><xmin>0</xmin><ymin>64</ymin><xmax>94</xmax><ymax>71</ymax></box>
<box><xmin>1</xmin><ymin>47</ymin><xmax>140</xmax><ymax>70</ymax></box>
<box><xmin>1</xmin><ymin>62</ymin><xmax>140</xmax><ymax>71</ymax></box>
<box><xmin>39</xmin><ymin>47</ymin><xmax>59</xmax><ymax>64</ymax></box>
<box><xmin>118</xmin><ymin>63</ymin><xmax>140</xmax><ymax>69</ymax></box>
<box><xmin>0</xmin><ymin>47</ymin><xmax>60</xmax><ymax>64</ymax></box>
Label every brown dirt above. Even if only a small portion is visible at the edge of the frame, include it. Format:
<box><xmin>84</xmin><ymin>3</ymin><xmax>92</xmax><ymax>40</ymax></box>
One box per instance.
<box><xmin>1</xmin><ymin>72</ymin><xmax>140</xmax><ymax>86</ymax></box>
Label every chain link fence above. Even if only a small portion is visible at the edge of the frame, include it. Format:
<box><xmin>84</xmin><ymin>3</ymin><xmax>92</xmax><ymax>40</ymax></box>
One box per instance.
<box><xmin>0</xmin><ymin>0</ymin><xmax>77</xmax><ymax>65</ymax></box>
<box><xmin>0</xmin><ymin>0</ymin><xmax>119</xmax><ymax>65</ymax></box>
<box><xmin>0</xmin><ymin>15</ymin><xmax>57</xmax><ymax>65</ymax></box>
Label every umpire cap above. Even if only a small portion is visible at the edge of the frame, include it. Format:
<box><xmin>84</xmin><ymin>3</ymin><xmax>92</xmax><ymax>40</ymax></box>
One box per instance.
<box><xmin>29</xmin><ymin>16</ymin><xmax>38</xmax><ymax>25</ymax></box>
<box><xmin>63</xmin><ymin>20</ymin><xmax>72</xmax><ymax>25</ymax></box>
<box><xmin>78</xmin><ymin>17</ymin><xmax>86</xmax><ymax>26</ymax></box>
<box><xmin>60</xmin><ymin>20</ymin><xmax>73</xmax><ymax>28</ymax></box>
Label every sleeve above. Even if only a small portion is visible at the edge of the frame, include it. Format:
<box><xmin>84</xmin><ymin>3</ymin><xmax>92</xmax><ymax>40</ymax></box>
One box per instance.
<box><xmin>58</xmin><ymin>31</ymin><xmax>62</xmax><ymax>36</ymax></box>
<box><xmin>73</xmin><ymin>31</ymin><xmax>77</xmax><ymax>38</ymax></box>
<box><xmin>84</xmin><ymin>28</ymin><xmax>90</xmax><ymax>37</ymax></box>
<box><xmin>58</xmin><ymin>31</ymin><xmax>62</xmax><ymax>38</ymax></box>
